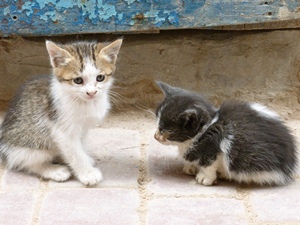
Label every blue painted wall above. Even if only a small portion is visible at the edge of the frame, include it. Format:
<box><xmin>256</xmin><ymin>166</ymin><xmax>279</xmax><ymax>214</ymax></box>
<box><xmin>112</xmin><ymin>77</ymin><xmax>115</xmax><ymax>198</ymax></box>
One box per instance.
<box><xmin>1</xmin><ymin>0</ymin><xmax>300</xmax><ymax>36</ymax></box>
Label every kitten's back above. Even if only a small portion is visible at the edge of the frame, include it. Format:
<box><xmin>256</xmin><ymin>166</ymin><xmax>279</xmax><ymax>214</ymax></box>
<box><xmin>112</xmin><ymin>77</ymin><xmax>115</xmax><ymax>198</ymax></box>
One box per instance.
<box><xmin>218</xmin><ymin>100</ymin><xmax>297</xmax><ymax>181</ymax></box>
<box><xmin>0</xmin><ymin>75</ymin><xmax>55</xmax><ymax>150</ymax></box>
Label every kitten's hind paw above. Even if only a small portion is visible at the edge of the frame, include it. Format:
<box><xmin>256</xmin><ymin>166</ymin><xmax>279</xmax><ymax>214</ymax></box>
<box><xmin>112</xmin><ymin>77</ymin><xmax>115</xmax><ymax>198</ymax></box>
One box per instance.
<box><xmin>42</xmin><ymin>164</ymin><xmax>72</xmax><ymax>182</ymax></box>
<box><xmin>196</xmin><ymin>171</ymin><xmax>216</xmax><ymax>186</ymax></box>
<box><xmin>183</xmin><ymin>163</ymin><xmax>198</xmax><ymax>175</ymax></box>
<box><xmin>77</xmin><ymin>167</ymin><xmax>103</xmax><ymax>186</ymax></box>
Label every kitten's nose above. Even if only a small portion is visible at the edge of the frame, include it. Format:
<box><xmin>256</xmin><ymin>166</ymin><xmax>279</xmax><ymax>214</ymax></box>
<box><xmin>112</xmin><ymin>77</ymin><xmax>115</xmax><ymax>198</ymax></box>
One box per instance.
<box><xmin>86</xmin><ymin>91</ymin><xmax>97</xmax><ymax>97</ymax></box>
<box><xmin>154</xmin><ymin>129</ymin><xmax>164</xmax><ymax>142</ymax></box>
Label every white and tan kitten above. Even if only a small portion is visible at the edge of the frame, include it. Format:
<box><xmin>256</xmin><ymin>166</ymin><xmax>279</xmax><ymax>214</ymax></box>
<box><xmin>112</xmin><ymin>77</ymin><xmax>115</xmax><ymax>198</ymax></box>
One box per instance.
<box><xmin>0</xmin><ymin>39</ymin><xmax>122</xmax><ymax>186</ymax></box>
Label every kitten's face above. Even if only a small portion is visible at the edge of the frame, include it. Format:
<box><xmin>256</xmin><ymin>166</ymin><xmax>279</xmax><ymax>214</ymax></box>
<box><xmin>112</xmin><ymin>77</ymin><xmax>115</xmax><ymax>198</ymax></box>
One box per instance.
<box><xmin>46</xmin><ymin>39</ymin><xmax>122</xmax><ymax>101</ymax></box>
<box><xmin>155</xmin><ymin>103</ymin><xmax>200</xmax><ymax>145</ymax></box>
<box><xmin>154</xmin><ymin>82</ymin><xmax>213</xmax><ymax>145</ymax></box>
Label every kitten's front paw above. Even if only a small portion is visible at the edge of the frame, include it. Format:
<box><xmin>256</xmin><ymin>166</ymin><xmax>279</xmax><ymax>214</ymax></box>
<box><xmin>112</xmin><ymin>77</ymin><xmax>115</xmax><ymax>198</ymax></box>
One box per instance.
<box><xmin>77</xmin><ymin>167</ymin><xmax>103</xmax><ymax>186</ymax></box>
<box><xmin>183</xmin><ymin>163</ymin><xmax>198</xmax><ymax>175</ymax></box>
<box><xmin>196</xmin><ymin>171</ymin><xmax>216</xmax><ymax>186</ymax></box>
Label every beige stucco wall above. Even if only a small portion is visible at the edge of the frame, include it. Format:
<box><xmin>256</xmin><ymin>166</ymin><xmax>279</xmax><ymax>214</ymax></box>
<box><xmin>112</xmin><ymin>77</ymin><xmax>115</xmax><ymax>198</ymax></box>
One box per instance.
<box><xmin>0</xmin><ymin>30</ymin><xmax>299</xmax><ymax>118</ymax></box>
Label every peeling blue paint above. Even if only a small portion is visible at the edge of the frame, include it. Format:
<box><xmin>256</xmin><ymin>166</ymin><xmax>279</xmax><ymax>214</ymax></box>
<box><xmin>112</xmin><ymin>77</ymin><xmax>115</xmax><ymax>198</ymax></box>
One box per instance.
<box><xmin>22</xmin><ymin>2</ymin><xmax>34</xmax><ymax>17</ymax></box>
<box><xmin>117</xmin><ymin>12</ymin><xmax>124</xmax><ymax>21</ymax></box>
<box><xmin>39</xmin><ymin>11</ymin><xmax>56</xmax><ymax>22</ymax></box>
<box><xmin>3</xmin><ymin>7</ymin><xmax>10</xmax><ymax>17</ymax></box>
<box><xmin>124</xmin><ymin>0</ymin><xmax>136</xmax><ymax>6</ymax></box>
<box><xmin>167</xmin><ymin>11</ymin><xmax>179</xmax><ymax>26</ymax></box>
<box><xmin>0</xmin><ymin>0</ymin><xmax>300</xmax><ymax>36</ymax></box>
<box><xmin>144</xmin><ymin>10</ymin><xmax>165</xmax><ymax>26</ymax></box>
<box><xmin>36</xmin><ymin>0</ymin><xmax>77</xmax><ymax>11</ymax></box>
<box><xmin>99</xmin><ymin>5</ymin><xmax>117</xmax><ymax>22</ymax></box>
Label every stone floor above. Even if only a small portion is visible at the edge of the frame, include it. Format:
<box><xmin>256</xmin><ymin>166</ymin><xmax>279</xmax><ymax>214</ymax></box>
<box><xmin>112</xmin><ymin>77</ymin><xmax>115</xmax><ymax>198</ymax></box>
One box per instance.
<box><xmin>0</xmin><ymin>110</ymin><xmax>299</xmax><ymax>225</ymax></box>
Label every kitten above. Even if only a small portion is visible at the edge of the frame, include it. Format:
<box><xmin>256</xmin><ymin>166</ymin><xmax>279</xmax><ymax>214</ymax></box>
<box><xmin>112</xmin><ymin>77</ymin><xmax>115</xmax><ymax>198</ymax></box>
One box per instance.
<box><xmin>0</xmin><ymin>39</ymin><xmax>123</xmax><ymax>186</ymax></box>
<box><xmin>154</xmin><ymin>81</ymin><xmax>298</xmax><ymax>186</ymax></box>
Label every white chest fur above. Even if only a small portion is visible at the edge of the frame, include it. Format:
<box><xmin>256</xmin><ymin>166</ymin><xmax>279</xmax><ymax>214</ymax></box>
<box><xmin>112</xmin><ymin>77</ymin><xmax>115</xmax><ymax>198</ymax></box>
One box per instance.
<box><xmin>50</xmin><ymin>78</ymin><xmax>110</xmax><ymax>133</ymax></box>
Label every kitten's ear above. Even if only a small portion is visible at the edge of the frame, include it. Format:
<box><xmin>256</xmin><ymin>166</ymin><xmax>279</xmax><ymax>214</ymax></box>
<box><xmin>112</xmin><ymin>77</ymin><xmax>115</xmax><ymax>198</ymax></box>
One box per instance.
<box><xmin>46</xmin><ymin>41</ymin><xmax>73</xmax><ymax>68</ymax></box>
<box><xmin>99</xmin><ymin>39</ymin><xmax>123</xmax><ymax>64</ymax></box>
<box><xmin>156</xmin><ymin>81</ymin><xmax>177</xmax><ymax>97</ymax></box>
<box><xmin>178</xmin><ymin>109</ymin><xmax>198</xmax><ymax>128</ymax></box>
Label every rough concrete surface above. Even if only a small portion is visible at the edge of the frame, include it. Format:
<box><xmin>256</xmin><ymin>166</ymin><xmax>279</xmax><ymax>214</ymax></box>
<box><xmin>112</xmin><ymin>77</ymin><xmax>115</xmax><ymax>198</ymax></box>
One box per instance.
<box><xmin>0</xmin><ymin>111</ymin><xmax>299</xmax><ymax>225</ymax></box>
<box><xmin>0</xmin><ymin>30</ymin><xmax>300</xmax><ymax>224</ymax></box>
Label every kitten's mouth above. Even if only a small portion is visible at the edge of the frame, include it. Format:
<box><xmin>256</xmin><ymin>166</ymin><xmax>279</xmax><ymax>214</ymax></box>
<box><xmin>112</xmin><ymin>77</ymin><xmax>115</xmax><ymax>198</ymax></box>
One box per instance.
<box><xmin>86</xmin><ymin>95</ymin><xmax>97</xmax><ymax>99</ymax></box>
<box><xmin>84</xmin><ymin>94</ymin><xmax>98</xmax><ymax>100</ymax></box>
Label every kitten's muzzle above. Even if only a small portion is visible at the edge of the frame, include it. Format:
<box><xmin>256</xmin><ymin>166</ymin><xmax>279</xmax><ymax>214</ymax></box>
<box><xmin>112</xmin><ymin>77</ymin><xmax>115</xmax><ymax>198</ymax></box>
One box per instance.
<box><xmin>154</xmin><ymin>129</ymin><xmax>169</xmax><ymax>142</ymax></box>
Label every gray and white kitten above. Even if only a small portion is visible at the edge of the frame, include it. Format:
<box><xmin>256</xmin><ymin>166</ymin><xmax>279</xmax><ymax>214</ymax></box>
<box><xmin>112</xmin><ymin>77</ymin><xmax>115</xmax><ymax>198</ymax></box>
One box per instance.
<box><xmin>154</xmin><ymin>81</ymin><xmax>298</xmax><ymax>186</ymax></box>
<box><xmin>0</xmin><ymin>39</ymin><xmax>123</xmax><ymax>186</ymax></box>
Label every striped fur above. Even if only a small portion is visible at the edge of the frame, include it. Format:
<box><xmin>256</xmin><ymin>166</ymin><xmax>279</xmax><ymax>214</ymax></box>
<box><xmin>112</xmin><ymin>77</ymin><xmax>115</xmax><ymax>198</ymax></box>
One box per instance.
<box><xmin>0</xmin><ymin>39</ymin><xmax>123</xmax><ymax>186</ymax></box>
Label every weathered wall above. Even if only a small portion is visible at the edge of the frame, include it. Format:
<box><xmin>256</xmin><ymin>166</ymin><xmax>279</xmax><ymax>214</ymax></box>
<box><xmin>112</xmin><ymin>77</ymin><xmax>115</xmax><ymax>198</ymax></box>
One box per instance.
<box><xmin>2</xmin><ymin>0</ymin><xmax>300</xmax><ymax>36</ymax></box>
<box><xmin>0</xmin><ymin>30</ymin><xmax>299</xmax><ymax>119</ymax></box>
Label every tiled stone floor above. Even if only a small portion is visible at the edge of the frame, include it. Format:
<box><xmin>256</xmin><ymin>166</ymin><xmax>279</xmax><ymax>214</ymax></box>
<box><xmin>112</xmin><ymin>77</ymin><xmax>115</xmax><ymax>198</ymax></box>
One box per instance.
<box><xmin>0</xmin><ymin>111</ymin><xmax>299</xmax><ymax>225</ymax></box>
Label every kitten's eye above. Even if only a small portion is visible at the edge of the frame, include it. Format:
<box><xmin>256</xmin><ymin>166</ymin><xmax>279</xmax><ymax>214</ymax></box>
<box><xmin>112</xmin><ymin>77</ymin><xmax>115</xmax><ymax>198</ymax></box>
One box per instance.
<box><xmin>96</xmin><ymin>75</ymin><xmax>105</xmax><ymax>82</ymax></box>
<box><xmin>73</xmin><ymin>77</ymin><xmax>84</xmax><ymax>85</ymax></box>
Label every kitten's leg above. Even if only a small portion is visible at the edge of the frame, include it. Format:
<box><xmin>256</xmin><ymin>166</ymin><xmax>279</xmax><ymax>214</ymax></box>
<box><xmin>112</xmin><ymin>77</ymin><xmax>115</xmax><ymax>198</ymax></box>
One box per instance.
<box><xmin>184</xmin><ymin>124</ymin><xmax>223</xmax><ymax>186</ymax></box>
<box><xmin>65</xmin><ymin>142</ymin><xmax>102</xmax><ymax>186</ymax></box>
<box><xmin>80</xmin><ymin>131</ymin><xmax>95</xmax><ymax>167</ymax></box>
<box><xmin>6</xmin><ymin>147</ymin><xmax>71</xmax><ymax>181</ymax></box>
<box><xmin>195</xmin><ymin>159</ymin><xmax>219</xmax><ymax>186</ymax></box>
<box><xmin>54</xmin><ymin>133</ymin><xmax>102</xmax><ymax>186</ymax></box>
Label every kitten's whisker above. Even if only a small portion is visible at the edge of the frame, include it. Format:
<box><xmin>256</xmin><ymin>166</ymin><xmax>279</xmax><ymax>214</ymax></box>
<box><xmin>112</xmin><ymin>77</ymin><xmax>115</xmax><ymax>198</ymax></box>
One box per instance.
<box><xmin>108</xmin><ymin>91</ymin><xmax>127</xmax><ymax>109</ymax></box>
<box><xmin>109</xmin><ymin>94</ymin><xmax>125</xmax><ymax>101</ymax></box>
<box><xmin>109</xmin><ymin>94</ymin><xmax>124</xmax><ymax>102</ymax></box>
<box><xmin>109</xmin><ymin>95</ymin><xmax>124</xmax><ymax>109</ymax></box>
<box><xmin>65</xmin><ymin>96</ymin><xmax>80</xmax><ymax>109</ymax></box>
<box><xmin>110</xmin><ymin>98</ymin><xmax>122</xmax><ymax>108</ymax></box>
<box><xmin>109</xmin><ymin>91</ymin><xmax>125</xmax><ymax>101</ymax></box>
<box><xmin>133</xmin><ymin>103</ymin><xmax>156</xmax><ymax>117</ymax></box>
